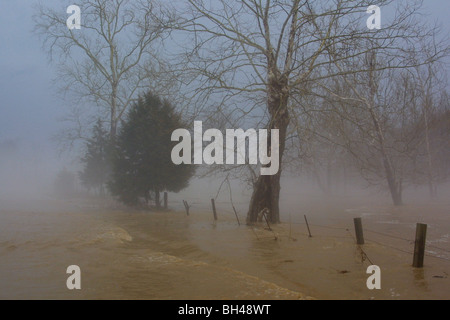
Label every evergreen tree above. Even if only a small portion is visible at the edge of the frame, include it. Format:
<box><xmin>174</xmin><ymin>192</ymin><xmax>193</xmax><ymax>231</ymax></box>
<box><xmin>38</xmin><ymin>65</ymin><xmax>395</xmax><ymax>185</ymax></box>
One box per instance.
<box><xmin>109</xmin><ymin>92</ymin><xmax>194</xmax><ymax>208</ymax></box>
<box><xmin>79</xmin><ymin>119</ymin><xmax>111</xmax><ymax>195</ymax></box>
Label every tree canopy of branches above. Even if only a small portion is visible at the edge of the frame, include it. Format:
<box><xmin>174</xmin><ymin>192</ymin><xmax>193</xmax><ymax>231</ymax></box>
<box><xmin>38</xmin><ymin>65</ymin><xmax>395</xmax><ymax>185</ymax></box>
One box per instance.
<box><xmin>172</xmin><ymin>0</ymin><xmax>443</xmax><ymax>222</ymax></box>
<box><xmin>108</xmin><ymin>92</ymin><xmax>195</xmax><ymax>208</ymax></box>
<box><xmin>34</xmin><ymin>0</ymin><xmax>177</xmax><ymax>145</ymax></box>
<box><xmin>35</xmin><ymin>0</ymin><xmax>449</xmax><ymax>218</ymax></box>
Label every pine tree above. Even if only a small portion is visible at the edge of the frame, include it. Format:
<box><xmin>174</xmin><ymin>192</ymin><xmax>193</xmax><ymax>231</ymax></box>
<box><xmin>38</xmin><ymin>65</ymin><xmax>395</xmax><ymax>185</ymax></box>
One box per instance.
<box><xmin>79</xmin><ymin>119</ymin><xmax>111</xmax><ymax>195</ymax></box>
<box><xmin>109</xmin><ymin>92</ymin><xmax>194</xmax><ymax>208</ymax></box>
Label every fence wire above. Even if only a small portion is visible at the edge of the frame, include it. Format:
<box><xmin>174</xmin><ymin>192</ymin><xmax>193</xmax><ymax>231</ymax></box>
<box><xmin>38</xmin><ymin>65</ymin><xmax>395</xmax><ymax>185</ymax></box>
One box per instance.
<box><xmin>173</xmin><ymin>199</ymin><xmax>450</xmax><ymax>264</ymax></box>
<box><xmin>291</xmin><ymin>219</ymin><xmax>450</xmax><ymax>263</ymax></box>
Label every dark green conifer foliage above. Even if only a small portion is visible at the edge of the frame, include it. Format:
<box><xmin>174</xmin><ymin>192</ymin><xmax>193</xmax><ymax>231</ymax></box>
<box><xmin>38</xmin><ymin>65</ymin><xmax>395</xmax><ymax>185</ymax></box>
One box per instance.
<box><xmin>109</xmin><ymin>92</ymin><xmax>194</xmax><ymax>208</ymax></box>
<box><xmin>79</xmin><ymin>119</ymin><xmax>111</xmax><ymax>195</ymax></box>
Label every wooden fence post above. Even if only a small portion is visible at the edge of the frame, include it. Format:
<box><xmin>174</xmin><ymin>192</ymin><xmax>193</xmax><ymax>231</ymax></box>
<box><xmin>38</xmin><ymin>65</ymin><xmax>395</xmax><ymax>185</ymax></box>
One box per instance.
<box><xmin>262</xmin><ymin>209</ymin><xmax>272</xmax><ymax>231</ymax></box>
<box><xmin>413</xmin><ymin>223</ymin><xmax>427</xmax><ymax>268</ymax></box>
<box><xmin>232</xmin><ymin>205</ymin><xmax>241</xmax><ymax>226</ymax></box>
<box><xmin>304</xmin><ymin>215</ymin><xmax>312</xmax><ymax>238</ymax></box>
<box><xmin>354</xmin><ymin>218</ymin><xmax>365</xmax><ymax>245</ymax></box>
<box><xmin>183</xmin><ymin>200</ymin><xmax>190</xmax><ymax>216</ymax></box>
<box><xmin>211</xmin><ymin>199</ymin><xmax>218</xmax><ymax>221</ymax></box>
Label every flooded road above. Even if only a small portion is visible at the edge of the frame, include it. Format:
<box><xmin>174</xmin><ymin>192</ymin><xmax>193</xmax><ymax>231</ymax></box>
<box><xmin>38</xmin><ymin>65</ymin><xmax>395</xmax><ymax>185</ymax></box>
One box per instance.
<box><xmin>0</xmin><ymin>198</ymin><xmax>449</xmax><ymax>300</ymax></box>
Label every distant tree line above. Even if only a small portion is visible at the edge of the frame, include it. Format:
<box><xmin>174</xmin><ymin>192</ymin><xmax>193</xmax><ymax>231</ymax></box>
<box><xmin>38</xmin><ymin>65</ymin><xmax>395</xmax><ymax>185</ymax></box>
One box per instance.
<box><xmin>289</xmin><ymin>55</ymin><xmax>450</xmax><ymax>205</ymax></box>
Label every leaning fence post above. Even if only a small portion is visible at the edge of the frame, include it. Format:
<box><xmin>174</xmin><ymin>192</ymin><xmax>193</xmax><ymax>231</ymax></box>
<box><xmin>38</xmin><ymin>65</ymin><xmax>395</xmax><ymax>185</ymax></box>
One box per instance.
<box><xmin>183</xmin><ymin>200</ymin><xmax>190</xmax><ymax>216</ymax></box>
<box><xmin>354</xmin><ymin>218</ymin><xmax>365</xmax><ymax>245</ymax></box>
<box><xmin>304</xmin><ymin>215</ymin><xmax>312</xmax><ymax>238</ymax></box>
<box><xmin>413</xmin><ymin>223</ymin><xmax>427</xmax><ymax>268</ymax></box>
<box><xmin>211</xmin><ymin>199</ymin><xmax>218</xmax><ymax>221</ymax></box>
<box><xmin>262</xmin><ymin>209</ymin><xmax>272</xmax><ymax>231</ymax></box>
<box><xmin>232</xmin><ymin>205</ymin><xmax>241</xmax><ymax>226</ymax></box>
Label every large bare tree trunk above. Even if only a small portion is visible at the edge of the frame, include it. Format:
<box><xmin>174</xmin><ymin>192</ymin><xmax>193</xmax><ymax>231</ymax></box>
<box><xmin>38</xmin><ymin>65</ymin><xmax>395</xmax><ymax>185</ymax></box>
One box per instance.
<box><xmin>383</xmin><ymin>158</ymin><xmax>403</xmax><ymax>206</ymax></box>
<box><xmin>110</xmin><ymin>107</ymin><xmax>117</xmax><ymax>141</ymax></box>
<box><xmin>367</xmin><ymin>53</ymin><xmax>403</xmax><ymax>206</ymax></box>
<box><xmin>423</xmin><ymin>93</ymin><xmax>437</xmax><ymax>198</ymax></box>
<box><xmin>247</xmin><ymin>75</ymin><xmax>290</xmax><ymax>224</ymax></box>
<box><xmin>368</xmin><ymin>100</ymin><xmax>403</xmax><ymax>206</ymax></box>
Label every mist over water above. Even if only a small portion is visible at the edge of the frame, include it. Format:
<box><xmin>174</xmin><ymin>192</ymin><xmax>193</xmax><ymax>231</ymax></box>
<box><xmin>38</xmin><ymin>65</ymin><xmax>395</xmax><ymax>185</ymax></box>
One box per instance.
<box><xmin>0</xmin><ymin>124</ymin><xmax>449</xmax><ymax>300</ymax></box>
<box><xmin>0</xmin><ymin>160</ymin><xmax>449</xmax><ymax>299</ymax></box>
<box><xmin>0</xmin><ymin>140</ymin><xmax>54</xmax><ymax>201</ymax></box>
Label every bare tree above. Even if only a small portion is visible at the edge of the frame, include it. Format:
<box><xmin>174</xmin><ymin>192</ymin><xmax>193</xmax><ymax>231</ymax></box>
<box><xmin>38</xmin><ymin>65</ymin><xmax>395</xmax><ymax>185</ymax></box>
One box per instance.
<box><xmin>401</xmin><ymin>55</ymin><xmax>450</xmax><ymax>198</ymax></box>
<box><xmin>34</xmin><ymin>0</ymin><xmax>177</xmax><ymax>143</ymax></box>
<box><xmin>345</xmin><ymin>53</ymin><xmax>406</xmax><ymax>205</ymax></box>
<box><xmin>411</xmin><ymin>63</ymin><xmax>448</xmax><ymax>197</ymax></box>
<box><xmin>305</xmin><ymin>38</ymin><xmax>448</xmax><ymax>206</ymax></box>
<box><xmin>173</xmin><ymin>0</ymin><xmax>435</xmax><ymax>222</ymax></box>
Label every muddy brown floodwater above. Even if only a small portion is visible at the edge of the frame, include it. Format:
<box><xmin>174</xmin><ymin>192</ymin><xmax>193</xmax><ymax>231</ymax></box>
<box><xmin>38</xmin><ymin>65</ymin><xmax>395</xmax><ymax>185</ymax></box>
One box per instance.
<box><xmin>0</xmin><ymin>197</ymin><xmax>449</xmax><ymax>300</ymax></box>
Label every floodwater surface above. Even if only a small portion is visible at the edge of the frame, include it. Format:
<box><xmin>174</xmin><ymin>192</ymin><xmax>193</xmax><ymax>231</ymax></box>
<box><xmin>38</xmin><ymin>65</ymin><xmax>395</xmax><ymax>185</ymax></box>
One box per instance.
<box><xmin>0</xmin><ymin>197</ymin><xmax>448</xmax><ymax>300</ymax></box>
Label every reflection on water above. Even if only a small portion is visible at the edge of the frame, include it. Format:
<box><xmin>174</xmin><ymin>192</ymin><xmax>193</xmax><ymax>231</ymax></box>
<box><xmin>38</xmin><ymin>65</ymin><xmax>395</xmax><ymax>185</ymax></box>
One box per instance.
<box><xmin>413</xmin><ymin>268</ymin><xmax>428</xmax><ymax>290</ymax></box>
<box><xmin>0</xmin><ymin>201</ymin><xmax>449</xmax><ymax>300</ymax></box>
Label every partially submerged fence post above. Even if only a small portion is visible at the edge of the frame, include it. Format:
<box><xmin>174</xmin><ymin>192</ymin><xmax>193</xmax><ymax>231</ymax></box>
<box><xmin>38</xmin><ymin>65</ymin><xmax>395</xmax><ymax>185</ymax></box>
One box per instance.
<box><xmin>164</xmin><ymin>192</ymin><xmax>168</xmax><ymax>210</ymax></box>
<box><xmin>211</xmin><ymin>199</ymin><xmax>218</xmax><ymax>221</ymax></box>
<box><xmin>232</xmin><ymin>205</ymin><xmax>241</xmax><ymax>226</ymax></box>
<box><xmin>354</xmin><ymin>218</ymin><xmax>365</xmax><ymax>245</ymax></box>
<box><xmin>262</xmin><ymin>209</ymin><xmax>272</xmax><ymax>231</ymax></box>
<box><xmin>304</xmin><ymin>215</ymin><xmax>312</xmax><ymax>238</ymax></box>
<box><xmin>183</xmin><ymin>200</ymin><xmax>190</xmax><ymax>216</ymax></box>
<box><xmin>413</xmin><ymin>223</ymin><xmax>427</xmax><ymax>268</ymax></box>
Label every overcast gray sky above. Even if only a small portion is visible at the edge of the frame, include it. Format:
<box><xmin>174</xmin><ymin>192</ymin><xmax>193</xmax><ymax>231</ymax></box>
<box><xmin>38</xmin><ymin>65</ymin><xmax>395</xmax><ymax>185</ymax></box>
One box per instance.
<box><xmin>0</xmin><ymin>1</ymin><xmax>62</xmax><ymax>148</ymax></box>
<box><xmin>0</xmin><ymin>0</ymin><xmax>449</xmax><ymax>155</ymax></box>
